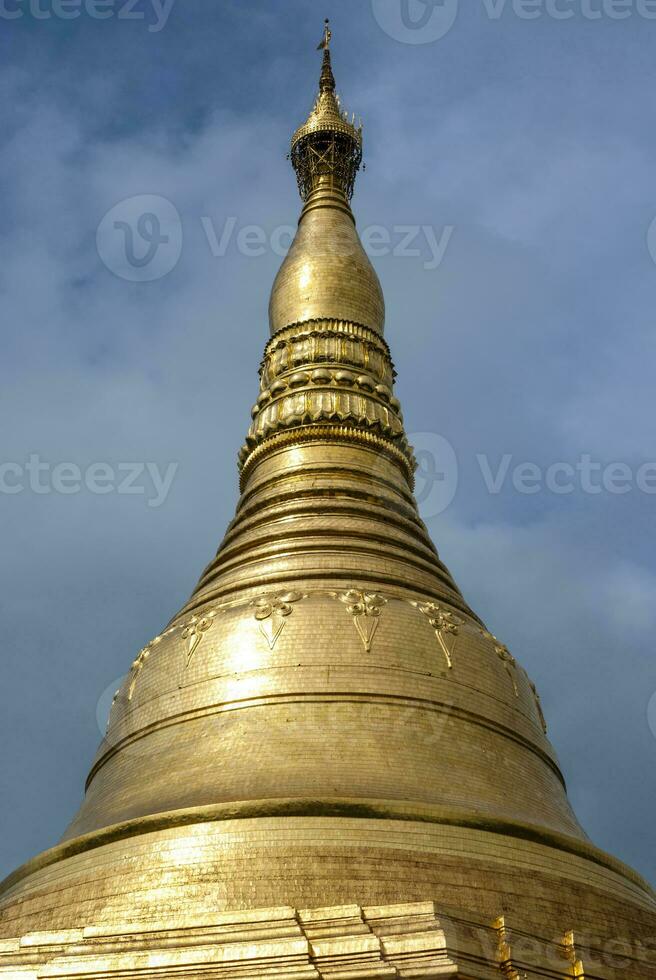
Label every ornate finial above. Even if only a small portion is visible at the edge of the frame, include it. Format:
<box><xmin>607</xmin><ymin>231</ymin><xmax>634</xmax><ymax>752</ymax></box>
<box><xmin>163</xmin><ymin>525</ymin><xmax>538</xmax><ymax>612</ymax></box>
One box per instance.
<box><xmin>317</xmin><ymin>18</ymin><xmax>332</xmax><ymax>51</ymax></box>
<box><xmin>290</xmin><ymin>20</ymin><xmax>363</xmax><ymax>203</ymax></box>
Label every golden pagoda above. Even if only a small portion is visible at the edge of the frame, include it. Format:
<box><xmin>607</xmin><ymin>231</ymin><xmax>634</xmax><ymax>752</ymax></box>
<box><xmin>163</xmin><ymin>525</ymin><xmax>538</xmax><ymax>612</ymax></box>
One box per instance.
<box><xmin>2</xmin><ymin>26</ymin><xmax>655</xmax><ymax>979</ymax></box>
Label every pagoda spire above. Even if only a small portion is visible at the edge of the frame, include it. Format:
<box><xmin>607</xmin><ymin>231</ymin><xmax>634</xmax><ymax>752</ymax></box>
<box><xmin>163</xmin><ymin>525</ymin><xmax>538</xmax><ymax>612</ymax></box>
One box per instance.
<box><xmin>268</xmin><ymin>25</ymin><xmax>378</xmax><ymax>340</ymax></box>
<box><xmin>317</xmin><ymin>19</ymin><xmax>335</xmax><ymax>93</ymax></box>
<box><xmin>319</xmin><ymin>45</ymin><xmax>335</xmax><ymax>94</ymax></box>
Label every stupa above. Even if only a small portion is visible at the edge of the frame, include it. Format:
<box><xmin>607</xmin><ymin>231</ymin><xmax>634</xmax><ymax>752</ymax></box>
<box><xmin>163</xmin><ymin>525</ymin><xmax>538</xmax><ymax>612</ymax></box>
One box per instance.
<box><xmin>1</xmin><ymin>24</ymin><xmax>655</xmax><ymax>980</ymax></box>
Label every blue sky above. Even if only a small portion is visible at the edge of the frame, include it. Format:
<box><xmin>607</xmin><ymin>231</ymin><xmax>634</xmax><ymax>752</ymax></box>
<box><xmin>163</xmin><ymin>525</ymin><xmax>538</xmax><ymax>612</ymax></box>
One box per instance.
<box><xmin>1</xmin><ymin>0</ymin><xmax>655</xmax><ymax>888</ymax></box>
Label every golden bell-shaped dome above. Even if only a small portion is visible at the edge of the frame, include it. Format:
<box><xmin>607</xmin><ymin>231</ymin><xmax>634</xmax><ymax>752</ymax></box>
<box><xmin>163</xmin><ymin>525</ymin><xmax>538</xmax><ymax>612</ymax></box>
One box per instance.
<box><xmin>268</xmin><ymin>183</ymin><xmax>385</xmax><ymax>336</ymax></box>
